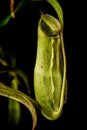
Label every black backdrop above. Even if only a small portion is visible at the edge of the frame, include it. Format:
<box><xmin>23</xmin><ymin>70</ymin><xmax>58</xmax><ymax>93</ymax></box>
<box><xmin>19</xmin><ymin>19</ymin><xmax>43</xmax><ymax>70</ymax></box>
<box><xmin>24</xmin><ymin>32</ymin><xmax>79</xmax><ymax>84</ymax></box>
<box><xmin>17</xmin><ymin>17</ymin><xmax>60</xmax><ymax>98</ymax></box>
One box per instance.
<box><xmin>0</xmin><ymin>0</ymin><xmax>86</xmax><ymax>129</ymax></box>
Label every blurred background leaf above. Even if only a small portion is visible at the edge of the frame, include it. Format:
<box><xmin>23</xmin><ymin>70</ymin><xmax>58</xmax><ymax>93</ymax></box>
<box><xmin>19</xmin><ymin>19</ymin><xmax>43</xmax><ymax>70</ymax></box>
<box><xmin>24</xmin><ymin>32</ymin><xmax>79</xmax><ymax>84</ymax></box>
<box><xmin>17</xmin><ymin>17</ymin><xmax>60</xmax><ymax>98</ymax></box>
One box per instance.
<box><xmin>0</xmin><ymin>0</ymin><xmax>43</xmax><ymax>27</ymax></box>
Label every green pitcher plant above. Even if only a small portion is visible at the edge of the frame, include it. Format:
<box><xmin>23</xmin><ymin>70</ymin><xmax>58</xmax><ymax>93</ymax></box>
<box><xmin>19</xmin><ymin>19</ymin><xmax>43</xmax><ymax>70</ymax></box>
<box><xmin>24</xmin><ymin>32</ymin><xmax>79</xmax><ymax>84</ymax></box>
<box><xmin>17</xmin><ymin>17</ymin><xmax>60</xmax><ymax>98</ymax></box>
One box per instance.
<box><xmin>0</xmin><ymin>0</ymin><xmax>67</xmax><ymax>130</ymax></box>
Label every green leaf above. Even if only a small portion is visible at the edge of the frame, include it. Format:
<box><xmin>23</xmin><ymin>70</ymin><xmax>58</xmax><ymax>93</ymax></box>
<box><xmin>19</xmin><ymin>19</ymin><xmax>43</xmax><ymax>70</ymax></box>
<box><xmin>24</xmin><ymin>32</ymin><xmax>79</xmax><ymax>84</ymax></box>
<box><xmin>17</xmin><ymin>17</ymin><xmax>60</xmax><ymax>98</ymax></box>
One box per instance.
<box><xmin>0</xmin><ymin>82</ymin><xmax>38</xmax><ymax>130</ymax></box>
<box><xmin>0</xmin><ymin>15</ymin><xmax>11</xmax><ymax>28</ymax></box>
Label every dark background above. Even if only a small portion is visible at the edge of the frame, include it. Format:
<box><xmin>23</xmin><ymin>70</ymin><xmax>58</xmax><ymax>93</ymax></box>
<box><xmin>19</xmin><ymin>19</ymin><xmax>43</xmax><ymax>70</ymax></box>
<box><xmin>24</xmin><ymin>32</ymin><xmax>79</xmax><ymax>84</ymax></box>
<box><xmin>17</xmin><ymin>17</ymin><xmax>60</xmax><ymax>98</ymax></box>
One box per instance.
<box><xmin>0</xmin><ymin>0</ymin><xmax>86</xmax><ymax>129</ymax></box>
